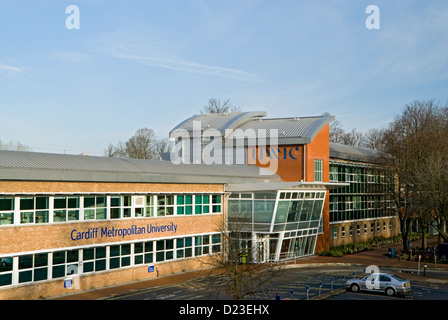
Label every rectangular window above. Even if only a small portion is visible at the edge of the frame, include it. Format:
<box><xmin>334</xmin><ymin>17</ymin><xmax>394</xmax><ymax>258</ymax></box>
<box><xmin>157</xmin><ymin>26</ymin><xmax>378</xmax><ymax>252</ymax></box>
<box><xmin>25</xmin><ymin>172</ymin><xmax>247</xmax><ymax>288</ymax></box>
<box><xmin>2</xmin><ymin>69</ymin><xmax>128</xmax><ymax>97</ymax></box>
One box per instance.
<box><xmin>332</xmin><ymin>227</ymin><xmax>338</xmax><ymax>239</ymax></box>
<box><xmin>53</xmin><ymin>196</ymin><xmax>79</xmax><ymax>222</ymax></box>
<box><xmin>176</xmin><ymin>195</ymin><xmax>192</xmax><ymax>215</ymax></box>
<box><xmin>52</xmin><ymin>250</ymin><xmax>79</xmax><ymax>279</ymax></box>
<box><xmin>0</xmin><ymin>256</ymin><xmax>13</xmax><ymax>287</ymax></box>
<box><xmin>195</xmin><ymin>195</ymin><xmax>210</xmax><ymax>214</ymax></box>
<box><xmin>82</xmin><ymin>247</ymin><xmax>106</xmax><ymax>273</ymax></box>
<box><xmin>176</xmin><ymin>237</ymin><xmax>193</xmax><ymax>259</ymax></box>
<box><xmin>212</xmin><ymin>234</ymin><xmax>221</xmax><ymax>253</ymax></box>
<box><xmin>134</xmin><ymin>241</ymin><xmax>153</xmax><ymax>265</ymax></box>
<box><xmin>84</xmin><ymin>196</ymin><xmax>107</xmax><ymax>220</ymax></box>
<box><xmin>109</xmin><ymin>244</ymin><xmax>131</xmax><ymax>269</ymax></box>
<box><xmin>314</xmin><ymin>159</ymin><xmax>323</xmax><ymax>182</ymax></box>
<box><xmin>110</xmin><ymin>196</ymin><xmax>132</xmax><ymax>219</ymax></box>
<box><xmin>19</xmin><ymin>254</ymin><xmax>49</xmax><ymax>283</ymax></box>
<box><xmin>157</xmin><ymin>195</ymin><xmax>174</xmax><ymax>217</ymax></box>
<box><xmin>0</xmin><ymin>197</ymin><xmax>14</xmax><ymax>225</ymax></box>
<box><xmin>329</xmin><ymin>166</ymin><xmax>338</xmax><ymax>182</ymax></box>
<box><xmin>212</xmin><ymin>195</ymin><xmax>221</xmax><ymax>213</ymax></box>
<box><xmin>19</xmin><ymin>196</ymin><xmax>50</xmax><ymax>224</ymax></box>
<box><xmin>195</xmin><ymin>235</ymin><xmax>210</xmax><ymax>256</ymax></box>
<box><xmin>341</xmin><ymin>226</ymin><xmax>346</xmax><ymax>238</ymax></box>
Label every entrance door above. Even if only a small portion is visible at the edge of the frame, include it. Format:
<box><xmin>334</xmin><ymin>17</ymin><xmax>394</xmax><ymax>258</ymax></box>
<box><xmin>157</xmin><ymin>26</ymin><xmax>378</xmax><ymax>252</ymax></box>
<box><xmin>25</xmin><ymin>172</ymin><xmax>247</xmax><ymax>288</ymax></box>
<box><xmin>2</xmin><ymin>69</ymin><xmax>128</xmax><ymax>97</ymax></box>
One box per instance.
<box><xmin>256</xmin><ymin>235</ymin><xmax>270</xmax><ymax>263</ymax></box>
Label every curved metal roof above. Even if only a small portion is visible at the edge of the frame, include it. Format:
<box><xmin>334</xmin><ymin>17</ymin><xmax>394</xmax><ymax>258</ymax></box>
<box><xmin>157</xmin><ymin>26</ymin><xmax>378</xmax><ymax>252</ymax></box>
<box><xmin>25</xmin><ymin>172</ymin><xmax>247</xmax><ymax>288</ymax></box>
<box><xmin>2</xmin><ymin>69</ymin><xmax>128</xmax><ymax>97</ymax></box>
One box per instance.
<box><xmin>0</xmin><ymin>150</ymin><xmax>281</xmax><ymax>184</ymax></box>
<box><xmin>170</xmin><ymin>112</ymin><xmax>334</xmax><ymax>145</ymax></box>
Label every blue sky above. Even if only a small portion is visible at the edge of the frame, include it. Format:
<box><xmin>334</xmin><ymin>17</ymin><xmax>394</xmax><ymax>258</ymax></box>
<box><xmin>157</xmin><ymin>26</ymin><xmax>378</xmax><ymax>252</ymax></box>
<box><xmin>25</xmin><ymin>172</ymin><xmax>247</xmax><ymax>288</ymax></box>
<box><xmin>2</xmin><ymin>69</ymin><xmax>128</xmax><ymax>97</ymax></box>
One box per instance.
<box><xmin>0</xmin><ymin>0</ymin><xmax>447</xmax><ymax>155</ymax></box>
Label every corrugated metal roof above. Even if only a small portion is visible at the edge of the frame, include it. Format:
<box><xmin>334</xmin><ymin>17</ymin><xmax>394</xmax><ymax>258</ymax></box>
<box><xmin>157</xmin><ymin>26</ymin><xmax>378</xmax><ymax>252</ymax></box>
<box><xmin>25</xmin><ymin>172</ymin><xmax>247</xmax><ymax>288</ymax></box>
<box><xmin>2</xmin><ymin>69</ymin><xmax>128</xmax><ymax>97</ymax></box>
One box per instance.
<box><xmin>170</xmin><ymin>111</ymin><xmax>266</xmax><ymax>133</ymax></box>
<box><xmin>226</xmin><ymin>116</ymin><xmax>332</xmax><ymax>141</ymax></box>
<box><xmin>330</xmin><ymin>143</ymin><xmax>379</xmax><ymax>163</ymax></box>
<box><xmin>170</xmin><ymin>112</ymin><xmax>334</xmax><ymax>145</ymax></box>
<box><xmin>0</xmin><ymin>150</ymin><xmax>281</xmax><ymax>184</ymax></box>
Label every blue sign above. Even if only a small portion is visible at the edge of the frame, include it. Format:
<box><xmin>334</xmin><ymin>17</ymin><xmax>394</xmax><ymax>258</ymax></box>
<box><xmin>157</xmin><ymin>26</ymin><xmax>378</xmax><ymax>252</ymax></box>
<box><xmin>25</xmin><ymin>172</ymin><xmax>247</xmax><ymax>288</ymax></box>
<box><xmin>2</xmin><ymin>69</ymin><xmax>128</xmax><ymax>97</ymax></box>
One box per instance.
<box><xmin>64</xmin><ymin>278</ymin><xmax>73</xmax><ymax>288</ymax></box>
<box><xmin>148</xmin><ymin>264</ymin><xmax>155</xmax><ymax>273</ymax></box>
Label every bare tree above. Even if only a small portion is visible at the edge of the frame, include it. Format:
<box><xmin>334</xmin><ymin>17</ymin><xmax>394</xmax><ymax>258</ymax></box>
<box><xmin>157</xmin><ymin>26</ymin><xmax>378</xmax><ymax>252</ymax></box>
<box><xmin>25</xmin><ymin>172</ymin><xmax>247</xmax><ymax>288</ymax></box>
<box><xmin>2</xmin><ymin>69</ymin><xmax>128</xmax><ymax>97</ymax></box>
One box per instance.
<box><xmin>105</xmin><ymin>128</ymin><xmax>172</xmax><ymax>160</ymax></box>
<box><xmin>201</xmin><ymin>98</ymin><xmax>241</xmax><ymax>114</ymax></box>
<box><xmin>340</xmin><ymin>128</ymin><xmax>364</xmax><ymax>147</ymax></box>
<box><xmin>0</xmin><ymin>140</ymin><xmax>31</xmax><ymax>151</ymax></box>
<box><xmin>198</xmin><ymin>213</ymin><xmax>282</xmax><ymax>300</ymax></box>
<box><xmin>363</xmin><ymin>128</ymin><xmax>384</xmax><ymax>150</ymax></box>
<box><xmin>378</xmin><ymin>100</ymin><xmax>447</xmax><ymax>249</ymax></box>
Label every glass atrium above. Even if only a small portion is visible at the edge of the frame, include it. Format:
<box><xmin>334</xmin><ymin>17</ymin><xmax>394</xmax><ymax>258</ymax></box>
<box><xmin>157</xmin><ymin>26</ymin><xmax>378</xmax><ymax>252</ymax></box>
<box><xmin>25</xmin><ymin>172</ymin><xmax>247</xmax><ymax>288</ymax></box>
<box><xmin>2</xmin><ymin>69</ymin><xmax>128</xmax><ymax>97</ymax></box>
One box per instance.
<box><xmin>227</xmin><ymin>190</ymin><xmax>326</xmax><ymax>262</ymax></box>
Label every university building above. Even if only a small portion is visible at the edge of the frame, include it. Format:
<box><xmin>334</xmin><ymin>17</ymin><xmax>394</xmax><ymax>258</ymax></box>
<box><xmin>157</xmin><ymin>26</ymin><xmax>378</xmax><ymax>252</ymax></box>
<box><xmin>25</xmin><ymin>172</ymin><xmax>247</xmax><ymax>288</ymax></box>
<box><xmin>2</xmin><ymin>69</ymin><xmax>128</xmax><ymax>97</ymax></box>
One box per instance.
<box><xmin>169</xmin><ymin>111</ymin><xmax>399</xmax><ymax>260</ymax></box>
<box><xmin>0</xmin><ymin>111</ymin><xmax>398</xmax><ymax>299</ymax></box>
<box><xmin>0</xmin><ymin>151</ymin><xmax>277</xmax><ymax>299</ymax></box>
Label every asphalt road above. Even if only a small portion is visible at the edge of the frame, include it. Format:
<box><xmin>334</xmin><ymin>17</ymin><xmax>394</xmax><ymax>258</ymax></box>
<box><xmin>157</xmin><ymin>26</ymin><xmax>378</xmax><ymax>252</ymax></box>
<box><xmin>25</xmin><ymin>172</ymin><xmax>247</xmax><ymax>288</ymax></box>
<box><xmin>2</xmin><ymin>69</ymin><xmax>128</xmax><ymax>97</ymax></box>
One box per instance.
<box><xmin>108</xmin><ymin>265</ymin><xmax>448</xmax><ymax>301</ymax></box>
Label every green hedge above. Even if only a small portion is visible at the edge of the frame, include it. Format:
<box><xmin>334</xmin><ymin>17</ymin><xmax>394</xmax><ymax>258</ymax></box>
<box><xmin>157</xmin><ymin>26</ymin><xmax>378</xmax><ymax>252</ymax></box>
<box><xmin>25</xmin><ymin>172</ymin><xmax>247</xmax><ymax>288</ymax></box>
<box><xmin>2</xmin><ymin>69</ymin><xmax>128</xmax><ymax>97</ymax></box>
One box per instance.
<box><xmin>319</xmin><ymin>235</ymin><xmax>405</xmax><ymax>257</ymax></box>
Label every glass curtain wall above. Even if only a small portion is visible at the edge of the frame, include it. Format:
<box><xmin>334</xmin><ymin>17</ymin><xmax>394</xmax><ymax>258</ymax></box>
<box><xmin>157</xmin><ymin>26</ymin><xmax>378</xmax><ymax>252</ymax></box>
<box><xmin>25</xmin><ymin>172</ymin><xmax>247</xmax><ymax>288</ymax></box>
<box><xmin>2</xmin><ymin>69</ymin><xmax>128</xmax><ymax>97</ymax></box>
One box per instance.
<box><xmin>228</xmin><ymin>190</ymin><xmax>326</xmax><ymax>262</ymax></box>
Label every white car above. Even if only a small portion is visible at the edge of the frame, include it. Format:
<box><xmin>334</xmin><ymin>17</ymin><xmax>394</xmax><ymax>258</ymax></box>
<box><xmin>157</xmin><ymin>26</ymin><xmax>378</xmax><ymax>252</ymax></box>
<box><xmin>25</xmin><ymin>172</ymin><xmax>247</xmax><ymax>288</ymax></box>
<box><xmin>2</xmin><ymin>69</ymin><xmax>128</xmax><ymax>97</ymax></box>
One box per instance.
<box><xmin>345</xmin><ymin>273</ymin><xmax>411</xmax><ymax>296</ymax></box>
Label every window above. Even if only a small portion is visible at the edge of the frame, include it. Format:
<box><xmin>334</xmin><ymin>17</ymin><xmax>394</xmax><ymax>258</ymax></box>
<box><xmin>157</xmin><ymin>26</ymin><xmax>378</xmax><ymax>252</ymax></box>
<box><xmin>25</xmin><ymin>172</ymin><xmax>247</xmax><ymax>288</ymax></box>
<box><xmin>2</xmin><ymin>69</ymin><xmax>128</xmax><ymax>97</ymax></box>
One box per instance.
<box><xmin>176</xmin><ymin>237</ymin><xmax>193</xmax><ymax>259</ymax></box>
<box><xmin>110</xmin><ymin>196</ymin><xmax>132</xmax><ymax>219</ymax></box>
<box><xmin>176</xmin><ymin>195</ymin><xmax>192</xmax><ymax>215</ymax></box>
<box><xmin>314</xmin><ymin>159</ymin><xmax>323</xmax><ymax>182</ymax></box>
<box><xmin>19</xmin><ymin>254</ymin><xmax>48</xmax><ymax>283</ymax></box>
<box><xmin>54</xmin><ymin>196</ymin><xmax>79</xmax><ymax>222</ymax></box>
<box><xmin>156</xmin><ymin>239</ymin><xmax>174</xmax><ymax>262</ymax></box>
<box><xmin>212</xmin><ymin>234</ymin><xmax>221</xmax><ymax>253</ymax></box>
<box><xmin>135</xmin><ymin>196</ymin><xmax>155</xmax><ymax>217</ymax></box>
<box><xmin>20</xmin><ymin>196</ymin><xmax>49</xmax><ymax>224</ymax></box>
<box><xmin>0</xmin><ymin>257</ymin><xmax>13</xmax><ymax>286</ymax></box>
<box><xmin>349</xmin><ymin>225</ymin><xmax>353</xmax><ymax>237</ymax></box>
<box><xmin>52</xmin><ymin>250</ymin><xmax>79</xmax><ymax>279</ymax></box>
<box><xmin>110</xmin><ymin>244</ymin><xmax>131</xmax><ymax>269</ymax></box>
<box><xmin>134</xmin><ymin>241</ymin><xmax>153</xmax><ymax>265</ymax></box>
<box><xmin>195</xmin><ymin>235</ymin><xmax>210</xmax><ymax>256</ymax></box>
<box><xmin>330</xmin><ymin>166</ymin><xmax>338</xmax><ymax>182</ymax></box>
<box><xmin>377</xmin><ymin>222</ymin><xmax>380</xmax><ymax>232</ymax></box>
<box><xmin>84</xmin><ymin>196</ymin><xmax>106</xmax><ymax>220</ymax></box>
<box><xmin>195</xmin><ymin>195</ymin><xmax>210</xmax><ymax>214</ymax></box>
<box><xmin>0</xmin><ymin>197</ymin><xmax>14</xmax><ymax>225</ymax></box>
<box><xmin>383</xmin><ymin>221</ymin><xmax>387</xmax><ymax>232</ymax></box>
<box><xmin>332</xmin><ymin>227</ymin><xmax>338</xmax><ymax>239</ymax></box>
<box><xmin>356</xmin><ymin>224</ymin><xmax>361</xmax><ymax>235</ymax></box>
<box><xmin>341</xmin><ymin>226</ymin><xmax>346</xmax><ymax>238</ymax></box>
<box><xmin>212</xmin><ymin>195</ymin><xmax>221</xmax><ymax>213</ymax></box>
<box><xmin>157</xmin><ymin>195</ymin><xmax>174</xmax><ymax>216</ymax></box>
<box><xmin>364</xmin><ymin>224</ymin><xmax>368</xmax><ymax>234</ymax></box>
<box><xmin>82</xmin><ymin>247</ymin><xmax>106</xmax><ymax>273</ymax></box>
<box><xmin>371</xmin><ymin>223</ymin><xmax>374</xmax><ymax>233</ymax></box>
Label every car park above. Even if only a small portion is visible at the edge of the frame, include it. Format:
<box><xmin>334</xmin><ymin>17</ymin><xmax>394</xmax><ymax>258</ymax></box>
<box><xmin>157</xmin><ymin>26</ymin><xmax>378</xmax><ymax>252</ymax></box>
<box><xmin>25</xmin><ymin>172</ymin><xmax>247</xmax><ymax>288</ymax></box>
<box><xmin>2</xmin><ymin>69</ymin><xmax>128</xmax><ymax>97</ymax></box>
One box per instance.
<box><xmin>345</xmin><ymin>273</ymin><xmax>411</xmax><ymax>296</ymax></box>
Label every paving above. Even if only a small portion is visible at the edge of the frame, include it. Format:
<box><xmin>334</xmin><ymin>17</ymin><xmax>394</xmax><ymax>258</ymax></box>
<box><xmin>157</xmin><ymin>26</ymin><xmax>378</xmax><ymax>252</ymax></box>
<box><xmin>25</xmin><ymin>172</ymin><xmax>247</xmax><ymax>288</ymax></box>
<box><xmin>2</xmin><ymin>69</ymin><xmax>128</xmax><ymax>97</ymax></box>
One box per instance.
<box><xmin>52</xmin><ymin>238</ymin><xmax>448</xmax><ymax>300</ymax></box>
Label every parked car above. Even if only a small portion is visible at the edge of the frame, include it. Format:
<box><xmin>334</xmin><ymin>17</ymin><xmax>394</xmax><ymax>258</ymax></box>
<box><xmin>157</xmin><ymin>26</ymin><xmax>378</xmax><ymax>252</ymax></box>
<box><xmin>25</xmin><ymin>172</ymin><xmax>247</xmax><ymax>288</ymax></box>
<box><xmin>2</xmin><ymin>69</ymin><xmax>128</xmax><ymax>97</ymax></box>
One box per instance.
<box><xmin>436</xmin><ymin>243</ymin><xmax>448</xmax><ymax>260</ymax></box>
<box><xmin>345</xmin><ymin>273</ymin><xmax>411</xmax><ymax>296</ymax></box>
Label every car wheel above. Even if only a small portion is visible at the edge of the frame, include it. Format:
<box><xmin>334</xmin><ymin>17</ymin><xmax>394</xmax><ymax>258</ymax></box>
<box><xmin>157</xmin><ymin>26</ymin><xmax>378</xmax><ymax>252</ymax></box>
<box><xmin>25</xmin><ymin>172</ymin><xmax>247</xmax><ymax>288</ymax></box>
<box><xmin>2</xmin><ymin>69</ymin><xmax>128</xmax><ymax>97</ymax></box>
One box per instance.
<box><xmin>385</xmin><ymin>287</ymin><xmax>395</xmax><ymax>296</ymax></box>
<box><xmin>350</xmin><ymin>284</ymin><xmax>360</xmax><ymax>293</ymax></box>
